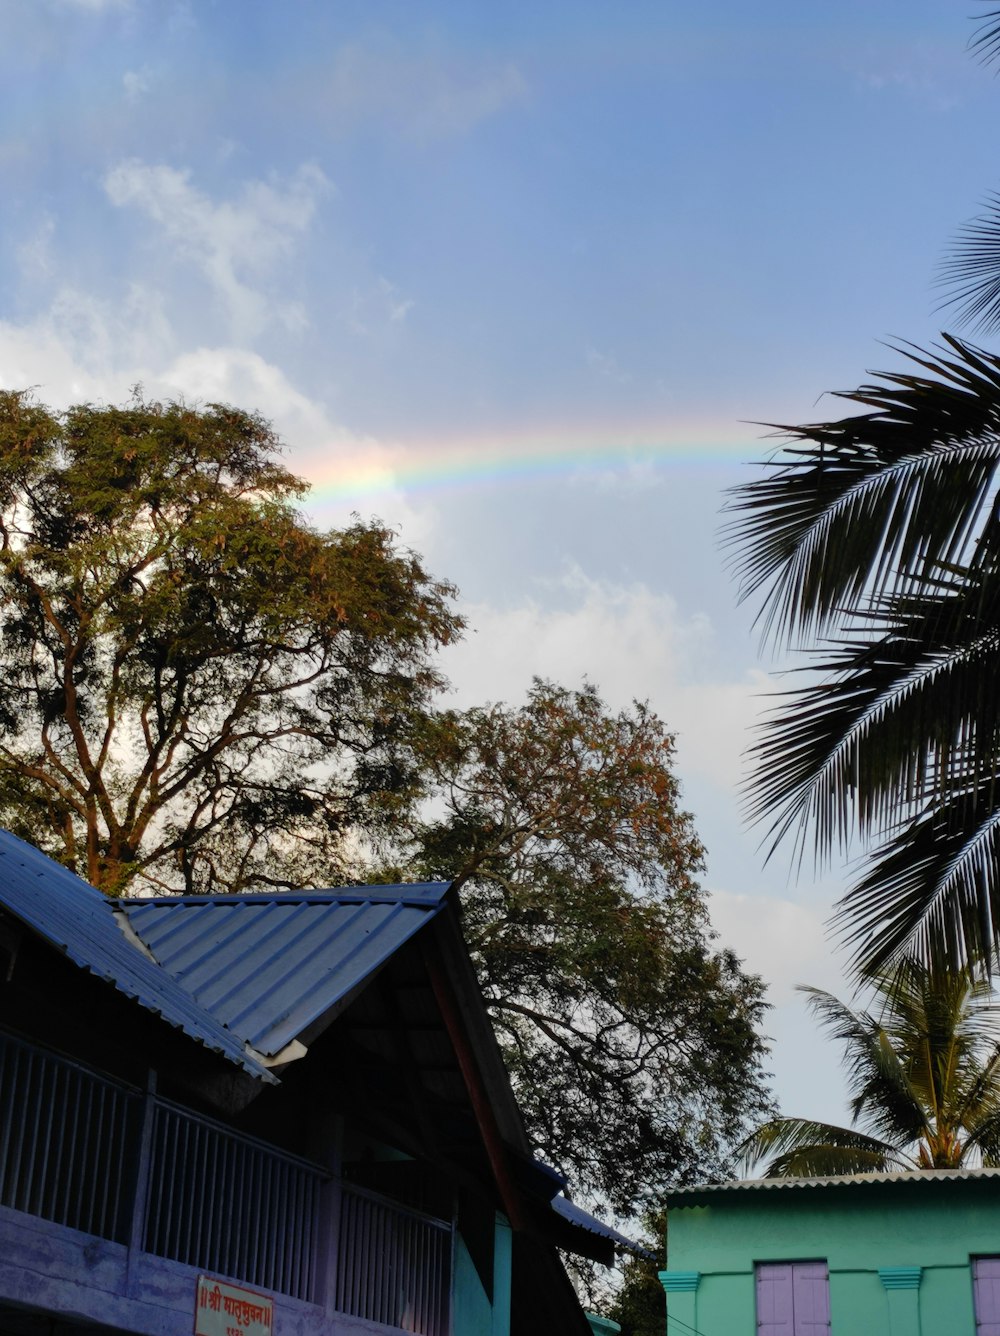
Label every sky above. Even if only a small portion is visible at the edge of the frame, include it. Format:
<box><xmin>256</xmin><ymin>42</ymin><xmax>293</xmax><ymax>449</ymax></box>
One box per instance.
<box><xmin>0</xmin><ymin>0</ymin><xmax>992</xmax><ymax>1134</ymax></box>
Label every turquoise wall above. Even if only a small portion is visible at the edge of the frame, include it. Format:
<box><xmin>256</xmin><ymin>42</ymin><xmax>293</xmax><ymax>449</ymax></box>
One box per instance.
<box><xmin>662</xmin><ymin>1177</ymin><xmax>1000</xmax><ymax>1336</ymax></box>
<box><xmin>452</xmin><ymin>1212</ymin><xmax>513</xmax><ymax>1336</ymax></box>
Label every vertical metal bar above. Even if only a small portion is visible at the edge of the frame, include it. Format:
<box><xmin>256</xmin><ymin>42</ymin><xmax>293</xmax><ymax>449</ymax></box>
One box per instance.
<box><xmin>0</xmin><ymin>1037</ymin><xmax>13</xmax><ymax>1206</ymax></box>
<box><xmin>129</xmin><ymin>1074</ymin><xmax>157</xmax><ymax>1258</ymax></box>
<box><xmin>179</xmin><ymin>1114</ymin><xmax>198</xmax><ymax>1266</ymax></box>
<box><xmin>219</xmin><ymin>1133</ymin><xmax>235</xmax><ymax>1279</ymax></box>
<box><xmin>237</xmin><ymin>1140</ymin><xmax>251</xmax><ymax>1282</ymax></box>
<box><xmin>94</xmin><ymin>1084</ymin><xmax>115</xmax><ymax>1229</ymax></box>
<box><xmin>85</xmin><ymin>1078</ymin><xmax>106</xmax><ymax>1235</ymax></box>
<box><xmin>10</xmin><ymin>1048</ymin><xmax>37</xmax><ymax>1214</ymax></box>
<box><xmin>158</xmin><ymin>1106</ymin><xmax>178</xmax><ymax>1257</ymax></box>
<box><xmin>202</xmin><ymin>1123</ymin><xmax>220</xmax><ymax>1274</ymax></box>
<box><xmin>41</xmin><ymin>1061</ymin><xmax>64</xmax><ymax>1222</ymax></box>
<box><xmin>21</xmin><ymin>1047</ymin><xmax>41</xmax><ymax>1217</ymax></box>
<box><xmin>60</xmin><ymin>1064</ymin><xmax>83</xmax><ymax>1228</ymax></box>
<box><xmin>30</xmin><ymin>1051</ymin><xmax>56</xmax><ymax>1220</ymax></box>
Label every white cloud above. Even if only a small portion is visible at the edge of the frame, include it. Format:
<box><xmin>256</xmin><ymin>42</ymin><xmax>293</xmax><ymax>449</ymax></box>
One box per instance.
<box><xmin>585</xmin><ymin>346</ymin><xmax>632</xmax><ymax>385</ymax></box>
<box><xmin>346</xmin><ymin>275</ymin><xmax>415</xmax><ymax>336</ymax></box>
<box><xmin>708</xmin><ymin>888</ymin><xmax>840</xmax><ymax>1005</ymax></box>
<box><xmin>17</xmin><ymin>214</ymin><xmax>56</xmax><ymax>281</ymax></box>
<box><xmin>122</xmin><ymin>68</ymin><xmax>150</xmax><ymax>101</ymax></box>
<box><xmin>0</xmin><ymin>284</ymin><xmax>430</xmax><ymax>549</ymax></box>
<box><xmin>440</xmin><ymin>567</ymin><xmax>769</xmax><ymax>791</ymax></box>
<box><xmin>103</xmin><ymin>160</ymin><xmax>330</xmax><ymax>337</ymax></box>
<box><xmin>319</xmin><ymin>41</ymin><xmax>528</xmax><ymax>140</ymax></box>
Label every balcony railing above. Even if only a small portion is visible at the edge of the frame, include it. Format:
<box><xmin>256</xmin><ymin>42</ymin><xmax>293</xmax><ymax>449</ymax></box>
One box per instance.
<box><xmin>0</xmin><ymin>1026</ymin><xmax>454</xmax><ymax>1334</ymax></box>
<box><xmin>144</xmin><ymin>1097</ymin><xmax>325</xmax><ymax>1301</ymax></box>
<box><xmin>0</xmin><ymin>1029</ymin><xmax>141</xmax><ymax>1242</ymax></box>
<box><xmin>337</xmin><ymin>1184</ymin><xmax>451</xmax><ymax>1336</ymax></box>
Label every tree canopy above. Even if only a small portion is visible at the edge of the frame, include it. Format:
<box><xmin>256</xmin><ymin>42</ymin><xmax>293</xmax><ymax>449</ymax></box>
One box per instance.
<box><xmin>0</xmin><ymin>390</ymin><xmax>773</xmax><ymax>1227</ymax></box>
<box><xmin>741</xmin><ymin>959</ymin><xmax>1000</xmax><ymax>1176</ymax></box>
<box><xmin>394</xmin><ymin>680</ymin><xmax>773</xmax><ymax>1215</ymax></box>
<box><xmin>0</xmin><ymin>390</ymin><xmax>461</xmax><ymax>894</ymax></box>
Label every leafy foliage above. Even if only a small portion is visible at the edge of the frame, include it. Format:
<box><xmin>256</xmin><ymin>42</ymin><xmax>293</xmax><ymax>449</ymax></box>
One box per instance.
<box><xmin>605</xmin><ymin>1213</ymin><xmax>666</xmax><ymax>1336</ymax></box>
<box><xmin>726</xmin><ymin>338</ymin><xmax>1000</xmax><ymax>972</ymax></box>
<box><xmin>741</xmin><ymin>959</ymin><xmax>1000</xmax><ymax>1176</ymax></box>
<box><xmin>395</xmin><ymin>680</ymin><xmax>773</xmax><ymax>1216</ymax></box>
<box><xmin>0</xmin><ymin>392</ymin><xmax>773</xmax><ymax>1224</ymax></box>
<box><xmin>0</xmin><ymin>391</ymin><xmax>461</xmax><ymax>893</ymax></box>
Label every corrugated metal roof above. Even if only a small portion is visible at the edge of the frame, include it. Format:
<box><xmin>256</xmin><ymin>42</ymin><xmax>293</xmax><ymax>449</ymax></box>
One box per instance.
<box><xmin>550</xmin><ymin>1196</ymin><xmax>651</xmax><ymax>1257</ymax></box>
<box><xmin>666</xmin><ymin>1165</ymin><xmax>1000</xmax><ymax>1203</ymax></box>
<box><xmin>0</xmin><ymin>831</ymin><xmax>275</xmax><ymax>1082</ymax></box>
<box><xmin>120</xmin><ymin>883</ymin><xmax>451</xmax><ymax>1057</ymax></box>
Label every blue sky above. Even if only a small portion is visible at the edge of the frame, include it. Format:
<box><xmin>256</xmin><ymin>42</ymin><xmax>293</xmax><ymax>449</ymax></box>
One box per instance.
<box><xmin>0</xmin><ymin>0</ymin><xmax>993</xmax><ymax>1137</ymax></box>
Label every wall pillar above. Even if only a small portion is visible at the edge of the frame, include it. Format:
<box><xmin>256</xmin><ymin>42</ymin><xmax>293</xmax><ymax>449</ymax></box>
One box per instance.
<box><xmin>659</xmin><ymin>1270</ymin><xmax>700</xmax><ymax>1336</ymax></box>
<box><xmin>878</xmin><ymin>1266</ymin><xmax>922</xmax><ymax>1336</ymax></box>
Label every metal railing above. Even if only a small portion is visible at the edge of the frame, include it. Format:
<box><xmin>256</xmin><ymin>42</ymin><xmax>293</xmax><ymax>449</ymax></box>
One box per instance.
<box><xmin>336</xmin><ymin>1183</ymin><xmax>451</xmax><ymax>1336</ymax></box>
<box><xmin>0</xmin><ymin>1028</ymin><xmax>455</xmax><ymax>1329</ymax></box>
<box><xmin>0</xmin><ymin>1029</ymin><xmax>141</xmax><ymax>1242</ymax></box>
<box><xmin>143</xmin><ymin>1097</ymin><xmax>326</xmax><ymax>1302</ymax></box>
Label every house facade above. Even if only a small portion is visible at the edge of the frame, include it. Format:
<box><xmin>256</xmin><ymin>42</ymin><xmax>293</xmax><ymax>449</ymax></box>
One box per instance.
<box><xmin>661</xmin><ymin>1168</ymin><xmax>1000</xmax><ymax>1336</ymax></box>
<box><xmin>0</xmin><ymin>830</ymin><xmax>617</xmax><ymax>1336</ymax></box>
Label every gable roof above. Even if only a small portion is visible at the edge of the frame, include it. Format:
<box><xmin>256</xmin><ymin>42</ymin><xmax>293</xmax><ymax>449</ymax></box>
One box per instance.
<box><xmin>0</xmin><ymin>830</ymin><xmax>275</xmax><ymax>1082</ymax></box>
<box><xmin>0</xmin><ymin>829</ymin><xmax>638</xmax><ymax>1299</ymax></box>
<box><xmin>119</xmin><ymin>885</ymin><xmax>450</xmax><ymax>1058</ymax></box>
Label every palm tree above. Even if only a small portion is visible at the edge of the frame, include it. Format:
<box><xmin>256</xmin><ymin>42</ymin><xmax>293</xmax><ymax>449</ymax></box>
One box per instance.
<box><xmin>726</xmin><ymin>336</ymin><xmax>1000</xmax><ymax>974</ymax></box>
<box><xmin>741</xmin><ymin>959</ymin><xmax>1000</xmax><ymax>1176</ymax></box>
<box><xmin>939</xmin><ymin>8</ymin><xmax>1000</xmax><ymax>332</ymax></box>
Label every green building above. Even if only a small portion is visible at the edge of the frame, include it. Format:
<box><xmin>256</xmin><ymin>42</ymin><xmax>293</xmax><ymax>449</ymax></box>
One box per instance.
<box><xmin>661</xmin><ymin>1168</ymin><xmax>1000</xmax><ymax>1335</ymax></box>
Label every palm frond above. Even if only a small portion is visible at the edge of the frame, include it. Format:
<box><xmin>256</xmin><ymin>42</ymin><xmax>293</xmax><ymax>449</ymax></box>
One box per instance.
<box><xmin>938</xmin><ymin>195</ymin><xmax>1000</xmax><ymax>335</ymax></box>
<box><xmin>971</xmin><ymin>8</ymin><xmax>1000</xmax><ymax>68</ymax></box>
<box><xmin>743</xmin><ymin>962</ymin><xmax>1000</xmax><ymax>1178</ymax></box>
<box><xmin>746</xmin><ymin>565</ymin><xmax>1000</xmax><ymax>867</ymax></box>
<box><xmin>798</xmin><ymin>986</ymin><xmax>927</xmax><ymax>1147</ymax></box>
<box><xmin>739</xmin><ymin>1116</ymin><xmax>912</xmax><ymax>1178</ymax></box>
<box><xmin>838</xmin><ymin>780</ymin><xmax>1000</xmax><ymax>975</ymax></box>
<box><xmin>724</xmin><ymin>338</ymin><xmax>1000</xmax><ymax>648</ymax></box>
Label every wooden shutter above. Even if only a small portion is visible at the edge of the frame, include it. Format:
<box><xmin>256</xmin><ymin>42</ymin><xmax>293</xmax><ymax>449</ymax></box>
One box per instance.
<box><xmin>792</xmin><ymin>1262</ymin><xmax>831</xmax><ymax>1333</ymax></box>
<box><xmin>974</xmin><ymin>1256</ymin><xmax>1000</xmax><ymax>1334</ymax></box>
<box><xmin>756</xmin><ymin>1261</ymin><xmax>830</xmax><ymax>1335</ymax></box>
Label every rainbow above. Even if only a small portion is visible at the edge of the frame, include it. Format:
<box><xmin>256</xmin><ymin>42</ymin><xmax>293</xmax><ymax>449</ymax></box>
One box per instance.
<box><xmin>297</xmin><ymin>418</ymin><xmax>764</xmax><ymax>508</ymax></box>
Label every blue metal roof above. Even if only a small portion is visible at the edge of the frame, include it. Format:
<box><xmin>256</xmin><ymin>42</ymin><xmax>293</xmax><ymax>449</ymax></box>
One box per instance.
<box><xmin>120</xmin><ymin>883</ymin><xmax>451</xmax><ymax>1057</ymax></box>
<box><xmin>550</xmin><ymin>1196</ymin><xmax>650</xmax><ymax>1257</ymax></box>
<box><xmin>0</xmin><ymin>831</ymin><xmax>275</xmax><ymax>1082</ymax></box>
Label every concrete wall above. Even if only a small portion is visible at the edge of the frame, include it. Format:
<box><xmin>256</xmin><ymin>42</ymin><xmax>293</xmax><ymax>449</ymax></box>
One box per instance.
<box><xmin>0</xmin><ymin>1200</ymin><xmax>512</xmax><ymax>1336</ymax></box>
<box><xmin>662</xmin><ymin>1177</ymin><xmax>1000</xmax><ymax>1336</ymax></box>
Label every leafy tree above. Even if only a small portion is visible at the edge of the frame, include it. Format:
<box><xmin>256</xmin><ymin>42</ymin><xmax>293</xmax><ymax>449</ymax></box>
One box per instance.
<box><xmin>0</xmin><ymin>390</ymin><xmax>772</xmax><ymax>1222</ymax></box>
<box><xmin>605</xmin><ymin>1213</ymin><xmax>666</xmax><ymax>1336</ymax></box>
<box><xmin>726</xmin><ymin>337</ymin><xmax>1000</xmax><ymax>974</ymax></box>
<box><xmin>0</xmin><ymin>390</ymin><xmax>461</xmax><ymax>894</ymax></box>
<box><xmin>395</xmin><ymin>680</ymin><xmax>773</xmax><ymax>1217</ymax></box>
<box><xmin>741</xmin><ymin>958</ymin><xmax>1000</xmax><ymax>1176</ymax></box>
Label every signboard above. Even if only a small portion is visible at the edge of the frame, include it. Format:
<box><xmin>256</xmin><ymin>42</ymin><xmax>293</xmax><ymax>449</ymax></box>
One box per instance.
<box><xmin>196</xmin><ymin>1276</ymin><xmax>274</xmax><ymax>1336</ymax></box>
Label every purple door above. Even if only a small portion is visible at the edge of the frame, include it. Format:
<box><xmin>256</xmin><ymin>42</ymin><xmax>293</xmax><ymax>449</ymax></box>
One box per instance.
<box><xmin>973</xmin><ymin>1256</ymin><xmax>1000</xmax><ymax>1334</ymax></box>
<box><xmin>756</xmin><ymin>1262</ymin><xmax>830</xmax><ymax>1335</ymax></box>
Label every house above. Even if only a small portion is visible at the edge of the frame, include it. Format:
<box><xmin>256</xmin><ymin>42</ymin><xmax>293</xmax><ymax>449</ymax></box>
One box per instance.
<box><xmin>0</xmin><ymin>829</ymin><xmax>624</xmax><ymax>1336</ymax></box>
<box><xmin>661</xmin><ymin>1167</ymin><xmax>1000</xmax><ymax>1335</ymax></box>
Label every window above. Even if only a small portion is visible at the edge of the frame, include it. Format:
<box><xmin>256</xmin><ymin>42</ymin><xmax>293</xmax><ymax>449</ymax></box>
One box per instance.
<box><xmin>973</xmin><ymin>1257</ymin><xmax>1000</xmax><ymax>1335</ymax></box>
<box><xmin>755</xmin><ymin>1262</ymin><xmax>831</xmax><ymax>1335</ymax></box>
